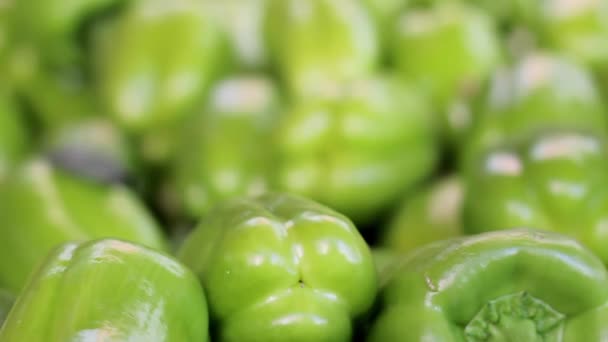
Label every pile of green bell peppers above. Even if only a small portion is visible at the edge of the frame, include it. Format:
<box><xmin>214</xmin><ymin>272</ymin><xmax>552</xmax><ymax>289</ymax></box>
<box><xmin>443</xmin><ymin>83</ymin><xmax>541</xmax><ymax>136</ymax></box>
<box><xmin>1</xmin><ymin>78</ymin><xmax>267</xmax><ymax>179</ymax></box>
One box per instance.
<box><xmin>1</xmin><ymin>0</ymin><xmax>608</xmax><ymax>340</ymax></box>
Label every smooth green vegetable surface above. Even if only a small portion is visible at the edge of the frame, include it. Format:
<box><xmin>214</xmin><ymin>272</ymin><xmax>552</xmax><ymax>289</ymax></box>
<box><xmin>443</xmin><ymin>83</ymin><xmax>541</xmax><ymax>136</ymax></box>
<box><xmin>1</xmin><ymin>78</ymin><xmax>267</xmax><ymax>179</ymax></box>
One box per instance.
<box><xmin>369</xmin><ymin>229</ymin><xmax>608</xmax><ymax>341</ymax></box>
<box><xmin>171</xmin><ymin>76</ymin><xmax>279</xmax><ymax>219</ymax></box>
<box><xmin>464</xmin><ymin>132</ymin><xmax>608</xmax><ymax>264</ymax></box>
<box><xmin>274</xmin><ymin>76</ymin><xmax>437</xmax><ymax>224</ymax></box>
<box><xmin>95</xmin><ymin>0</ymin><xmax>228</xmax><ymax>131</ymax></box>
<box><xmin>178</xmin><ymin>193</ymin><xmax>377</xmax><ymax>342</ymax></box>
<box><xmin>463</xmin><ymin>53</ymin><xmax>607</xmax><ymax>170</ymax></box>
<box><xmin>265</xmin><ymin>0</ymin><xmax>379</xmax><ymax>96</ymax></box>
<box><xmin>393</xmin><ymin>1</ymin><xmax>502</xmax><ymax>108</ymax></box>
<box><xmin>0</xmin><ymin>239</ymin><xmax>208</xmax><ymax>341</ymax></box>
<box><xmin>381</xmin><ymin>176</ymin><xmax>464</xmax><ymax>254</ymax></box>
<box><xmin>0</xmin><ymin>158</ymin><xmax>166</xmax><ymax>292</ymax></box>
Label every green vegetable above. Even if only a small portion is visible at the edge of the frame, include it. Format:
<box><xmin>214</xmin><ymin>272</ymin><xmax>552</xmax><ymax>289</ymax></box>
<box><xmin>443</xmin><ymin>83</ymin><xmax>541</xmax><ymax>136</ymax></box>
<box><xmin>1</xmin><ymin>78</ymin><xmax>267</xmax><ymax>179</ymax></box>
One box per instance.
<box><xmin>265</xmin><ymin>0</ymin><xmax>379</xmax><ymax>96</ymax></box>
<box><xmin>463</xmin><ymin>53</ymin><xmax>607</xmax><ymax>170</ymax></box>
<box><xmin>94</xmin><ymin>0</ymin><xmax>228</xmax><ymax>132</ymax></box>
<box><xmin>170</xmin><ymin>76</ymin><xmax>279</xmax><ymax>219</ymax></box>
<box><xmin>381</xmin><ymin>176</ymin><xmax>463</xmax><ymax>254</ymax></box>
<box><xmin>275</xmin><ymin>76</ymin><xmax>437</xmax><ymax>224</ymax></box>
<box><xmin>536</xmin><ymin>0</ymin><xmax>608</xmax><ymax>69</ymax></box>
<box><xmin>0</xmin><ymin>158</ymin><xmax>166</xmax><ymax>292</ymax></box>
<box><xmin>178</xmin><ymin>193</ymin><xmax>377</xmax><ymax>342</ymax></box>
<box><xmin>393</xmin><ymin>1</ymin><xmax>502</xmax><ymax>109</ymax></box>
<box><xmin>0</xmin><ymin>239</ymin><xmax>208</xmax><ymax>341</ymax></box>
<box><xmin>369</xmin><ymin>229</ymin><xmax>608</xmax><ymax>341</ymax></box>
<box><xmin>464</xmin><ymin>132</ymin><xmax>608</xmax><ymax>264</ymax></box>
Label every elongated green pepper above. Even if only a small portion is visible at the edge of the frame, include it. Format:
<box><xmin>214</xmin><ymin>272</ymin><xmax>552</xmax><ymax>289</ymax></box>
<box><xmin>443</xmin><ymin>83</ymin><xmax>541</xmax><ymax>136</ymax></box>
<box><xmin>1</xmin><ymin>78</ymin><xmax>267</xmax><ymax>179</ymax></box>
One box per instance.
<box><xmin>0</xmin><ymin>239</ymin><xmax>209</xmax><ymax>341</ymax></box>
<box><xmin>381</xmin><ymin>176</ymin><xmax>464</xmax><ymax>254</ymax></box>
<box><xmin>275</xmin><ymin>76</ymin><xmax>437</xmax><ymax>224</ymax></box>
<box><xmin>265</xmin><ymin>0</ymin><xmax>379</xmax><ymax>96</ymax></box>
<box><xmin>369</xmin><ymin>229</ymin><xmax>608</xmax><ymax>341</ymax></box>
<box><xmin>94</xmin><ymin>0</ymin><xmax>229</xmax><ymax>131</ymax></box>
<box><xmin>463</xmin><ymin>53</ymin><xmax>607</xmax><ymax>170</ymax></box>
<box><xmin>0</xmin><ymin>158</ymin><xmax>166</xmax><ymax>292</ymax></box>
<box><xmin>169</xmin><ymin>76</ymin><xmax>279</xmax><ymax>219</ymax></box>
<box><xmin>178</xmin><ymin>193</ymin><xmax>377</xmax><ymax>342</ymax></box>
<box><xmin>464</xmin><ymin>132</ymin><xmax>608</xmax><ymax>264</ymax></box>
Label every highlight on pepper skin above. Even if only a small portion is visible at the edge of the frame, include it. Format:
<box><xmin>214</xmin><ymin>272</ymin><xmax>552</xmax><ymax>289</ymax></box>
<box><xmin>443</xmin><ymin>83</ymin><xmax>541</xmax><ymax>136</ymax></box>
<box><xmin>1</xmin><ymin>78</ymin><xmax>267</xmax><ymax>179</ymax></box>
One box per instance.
<box><xmin>1</xmin><ymin>0</ymin><xmax>608</xmax><ymax>340</ymax></box>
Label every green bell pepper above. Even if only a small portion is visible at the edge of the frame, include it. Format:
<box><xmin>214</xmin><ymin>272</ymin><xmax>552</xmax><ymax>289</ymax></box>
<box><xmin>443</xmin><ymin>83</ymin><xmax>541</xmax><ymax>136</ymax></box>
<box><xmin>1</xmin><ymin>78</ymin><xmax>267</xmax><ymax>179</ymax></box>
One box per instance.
<box><xmin>94</xmin><ymin>0</ymin><xmax>229</xmax><ymax>132</ymax></box>
<box><xmin>0</xmin><ymin>91</ymin><xmax>28</xmax><ymax>180</ymax></box>
<box><xmin>535</xmin><ymin>0</ymin><xmax>608</xmax><ymax>69</ymax></box>
<box><xmin>275</xmin><ymin>76</ymin><xmax>437</xmax><ymax>224</ymax></box>
<box><xmin>178</xmin><ymin>193</ymin><xmax>377</xmax><ymax>342</ymax></box>
<box><xmin>0</xmin><ymin>239</ymin><xmax>209</xmax><ymax>341</ymax></box>
<box><xmin>463</xmin><ymin>53</ymin><xmax>607</xmax><ymax>170</ymax></box>
<box><xmin>381</xmin><ymin>176</ymin><xmax>464</xmax><ymax>254</ymax></box>
<box><xmin>0</xmin><ymin>289</ymin><xmax>14</xmax><ymax>327</ymax></box>
<box><xmin>368</xmin><ymin>229</ymin><xmax>608</xmax><ymax>341</ymax></box>
<box><xmin>393</xmin><ymin>1</ymin><xmax>502</xmax><ymax>109</ymax></box>
<box><xmin>464</xmin><ymin>132</ymin><xmax>608</xmax><ymax>264</ymax></box>
<box><xmin>0</xmin><ymin>158</ymin><xmax>166</xmax><ymax>292</ymax></box>
<box><xmin>170</xmin><ymin>76</ymin><xmax>279</xmax><ymax>219</ymax></box>
<box><xmin>264</xmin><ymin>0</ymin><xmax>380</xmax><ymax>96</ymax></box>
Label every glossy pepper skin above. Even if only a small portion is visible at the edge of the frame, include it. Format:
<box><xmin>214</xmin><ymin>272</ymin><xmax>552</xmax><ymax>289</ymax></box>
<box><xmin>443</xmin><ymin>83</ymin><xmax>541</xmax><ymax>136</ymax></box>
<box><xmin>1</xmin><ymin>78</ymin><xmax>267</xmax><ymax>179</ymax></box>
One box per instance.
<box><xmin>393</xmin><ymin>2</ymin><xmax>502</xmax><ymax>109</ymax></box>
<box><xmin>0</xmin><ymin>239</ymin><xmax>209</xmax><ymax>342</ymax></box>
<box><xmin>0</xmin><ymin>158</ymin><xmax>166</xmax><ymax>292</ymax></box>
<box><xmin>264</xmin><ymin>0</ymin><xmax>379</xmax><ymax>96</ymax></box>
<box><xmin>463</xmin><ymin>53</ymin><xmax>607</xmax><ymax>170</ymax></box>
<box><xmin>94</xmin><ymin>0</ymin><xmax>228</xmax><ymax>132</ymax></box>
<box><xmin>368</xmin><ymin>229</ymin><xmax>608</xmax><ymax>341</ymax></box>
<box><xmin>464</xmin><ymin>132</ymin><xmax>608</xmax><ymax>264</ymax></box>
<box><xmin>274</xmin><ymin>76</ymin><xmax>437</xmax><ymax>224</ymax></box>
<box><xmin>381</xmin><ymin>176</ymin><xmax>464</xmax><ymax>254</ymax></box>
<box><xmin>178</xmin><ymin>193</ymin><xmax>377</xmax><ymax>342</ymax></box>
<box><xmin>170</xmin><ymin>76</ymin><xmax>279</xmax><ymax>219</ymax></box>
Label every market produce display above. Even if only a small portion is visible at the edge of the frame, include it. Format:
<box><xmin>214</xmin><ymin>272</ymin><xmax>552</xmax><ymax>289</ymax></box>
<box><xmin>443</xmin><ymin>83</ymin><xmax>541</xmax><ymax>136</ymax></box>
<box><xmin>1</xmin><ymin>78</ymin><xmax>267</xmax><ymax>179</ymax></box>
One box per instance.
<box><xmin>1</xmin><ymin>0</ymin><xmax>608</xmax><ymax>340</ymax></box>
